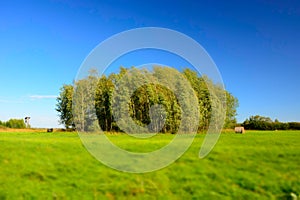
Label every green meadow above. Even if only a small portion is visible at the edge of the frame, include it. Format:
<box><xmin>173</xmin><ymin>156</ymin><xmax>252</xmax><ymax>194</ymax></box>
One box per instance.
<box><xmin>0</xmin><ymin>131</ymin><xmax>299</xmax><ymax>199</ymax></box>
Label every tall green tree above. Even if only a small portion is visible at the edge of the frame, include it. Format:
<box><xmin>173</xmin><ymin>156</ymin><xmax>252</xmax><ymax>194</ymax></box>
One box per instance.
<box><xmin>183</xmin><ymin>69</ymin><xmax>238</xmax><ymax>130</ymax></box>
<box><xmin>153</xmin><ymin>67</ymin><xmax>198</xmax><ymax>133</ymax></box>
<box><xmin>56</xmin><ymin>84</ymin><xmax>74</xmax><ymax>129</ymax></box>
<box><xmin>224</xmin><ymin>91</ymin><xmax>239</xmax><ymax>128</ymax></box>
<box><xmin>95</xmin><ymin>75</ymin><xmax>115</xmax><ymax>131</ymax></box>
<box><xmin>183</xmin><ymin>69</ymin><xmax>212</xmax><ymax>131</ymax></box>
<box><xmin>72</xmin><ymin>71</ymin><xmax>99</xmax><ymax>132</ymax></box>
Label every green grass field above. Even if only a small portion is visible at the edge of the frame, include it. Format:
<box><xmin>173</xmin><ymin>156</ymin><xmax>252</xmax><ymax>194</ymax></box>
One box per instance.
<box><xmin>0</xmin><ymin>131</ymin><xmax>299</xmax><ymax>199</ymax></box>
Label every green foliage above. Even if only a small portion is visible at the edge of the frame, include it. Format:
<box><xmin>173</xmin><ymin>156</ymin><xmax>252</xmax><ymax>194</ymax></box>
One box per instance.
<box><xmin>0</xmin><ymin>120</ymin><xmax>7</xmax><ymax>129</ymax></box>
<box><xmin>56</xmin><ymin>84</ymin><xmax>74</xmax><ymax>129</ymax></box>
<box><xmin>95</xmin><ymin>75</ymin><xmax>117</xmax><ymax>132</ymax></box>
<box><xmin>242</xmin><ymin>115</ymin><xmax>299</xmax><ymax>130</ymax></box>
<box><xmin>0</xmin><ymin>131</ymin><xmax>299</xmax><ymax>198</ymax></box>
<box><xmin>72</xmin><ymin>76</ymin><xmax>98</xmax><ymax>132</ymax></box>
<box><xmin>130</xmin><ymin>83</ymin><xmax>181</xmax><ymax>133</ymax></box>
<box><xmin>0</xmin><ymin>119</ymin><xmax>26</xmax><ymax>129</ymax></box>
<box><xmin>182</xmin><ymin>69</ymin><xmax>238</xmax><ymax>130</ymax></box>
<box><xmin>183</xmin><ymin>69</ymin><xmax>212</xmax><ymax>131</ymax></box>
<box><xmin>288</xmin><ymin>122</ymin><xmax>300</xmax><ymax>130</ymax></box>
<box><xmin>224</xmin><ymin>91</ymin><xmax>239</xmax><ymax>128</ymax></box>
<box><xmin>57</xmin><ymin>66</ymin><xmax>239</xmax><ymax>132</ymax></box>
<box><xmin>74</xmin><ymin>69</ymin><xmax>99</xmax><ymax>132</ymax></box>
<box><xmin>243</xmin><ymin>115</ymin><xmax>274</xmax><ymax>130</ymax></box>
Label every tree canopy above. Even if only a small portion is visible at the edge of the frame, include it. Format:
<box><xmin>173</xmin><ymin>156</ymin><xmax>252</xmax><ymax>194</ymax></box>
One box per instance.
<box><xmin>242</xmin><ymin>115</ymin><xmax>300</xmax><ymax>130</ymax></box>
<box><xmin>0</xmin><ymin>119</ymin><xmax>27</xmax><ymax>129</ymax></box>
<box><xmin>56</xmin><ymin>66</ymin><xmax>239</xmax><ymax>132</ymax></box>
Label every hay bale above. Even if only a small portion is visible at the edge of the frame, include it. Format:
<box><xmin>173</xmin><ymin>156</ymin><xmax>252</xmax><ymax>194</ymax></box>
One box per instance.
<box><xmin>235</xmin><ymin>127</ymin><xmax>245</xmax><ymax>134</ymax></box>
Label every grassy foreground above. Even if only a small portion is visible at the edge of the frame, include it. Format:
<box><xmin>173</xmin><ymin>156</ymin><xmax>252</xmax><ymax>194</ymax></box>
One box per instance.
<box><xmin>0</xmin><ymin>131</ymin><xmax>299</xmax><ymax>199</ymax></box>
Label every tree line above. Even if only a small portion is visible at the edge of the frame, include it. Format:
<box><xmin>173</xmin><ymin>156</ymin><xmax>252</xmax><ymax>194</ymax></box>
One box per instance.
<box><xmin>0</xmin><ymin>119</ymin><xmax>27</xmax><ymax>129</ymax></box>
<box><xmin>56</xmin><ymin>66</ymin><xmax>238</xmax><ymax>133</ymax></box>
<box><xmin>241</xmin><ymin>115</ymin><xmax>300</xmax><ymax>130</ymax></box>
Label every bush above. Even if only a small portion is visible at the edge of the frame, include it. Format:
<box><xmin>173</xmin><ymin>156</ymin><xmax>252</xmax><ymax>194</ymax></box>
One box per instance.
<box><xmin>242</xmin><ymin>115</ymin><xmax>296</xmax><ymax>130</ymax></box>
<box><xmin>288</xmin><ymin>122</ymin><xmax>300</xmax><ymax>130</ymax></box>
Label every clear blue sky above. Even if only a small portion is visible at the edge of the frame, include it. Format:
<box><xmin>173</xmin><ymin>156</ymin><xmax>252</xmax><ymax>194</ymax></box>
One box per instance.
<box><xmin>0</xmin><ymin>0</ymin><xmax>299</xmax><ymax>128</ymax></box>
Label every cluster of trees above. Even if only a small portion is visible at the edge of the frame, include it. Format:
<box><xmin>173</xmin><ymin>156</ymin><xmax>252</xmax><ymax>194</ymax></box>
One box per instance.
<box><xmin>0</xmin><ymin>119</ymin><xmax>27</xmax><ymax>129</ymax></box>
<box><xmin>242</xmin><ymin>115</ymin><xmax>300</xmax><ymax>130</ymax></box>
<box><xmin>56</xmin><ymin>67</ymin><xmax>239</xmax><ymax>133</ymax></box>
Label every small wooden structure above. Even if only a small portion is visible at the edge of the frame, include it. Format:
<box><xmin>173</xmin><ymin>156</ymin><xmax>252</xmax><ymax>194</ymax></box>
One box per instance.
<box><xmin>24</xmin><ymin>117</ymin><xmax>31</xmax><ymax>128</ymax></box>
<box><xmin>235</xmin><ymin>126</ymin><xmax>245</xmax><ymax>134</ymax></box>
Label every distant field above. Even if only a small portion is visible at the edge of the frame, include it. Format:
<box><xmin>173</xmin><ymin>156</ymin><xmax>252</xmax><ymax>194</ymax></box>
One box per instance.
<box><xmin>0</xmin><ymin>131</ymin><xmax>299</xmax><ymax>199</ymax></box>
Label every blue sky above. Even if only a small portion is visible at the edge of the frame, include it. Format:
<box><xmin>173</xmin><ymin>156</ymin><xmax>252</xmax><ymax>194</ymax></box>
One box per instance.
<box><xmin>0</xmin><ymin>0</ymin><xmax>299</xmax><ymax>128</ymax></box>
